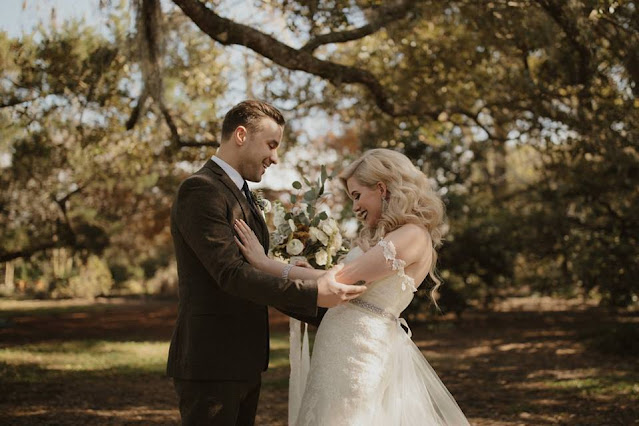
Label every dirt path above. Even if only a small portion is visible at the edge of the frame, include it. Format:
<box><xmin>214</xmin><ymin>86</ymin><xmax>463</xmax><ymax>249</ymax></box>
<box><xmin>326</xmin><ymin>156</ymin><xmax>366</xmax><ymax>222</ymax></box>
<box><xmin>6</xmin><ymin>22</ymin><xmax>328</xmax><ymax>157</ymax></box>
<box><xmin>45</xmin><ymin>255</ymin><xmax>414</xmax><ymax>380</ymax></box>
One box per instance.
<box><xmin>0</xmin><ymin>299</ymin><xmax>636</xmax><ymax>425</ymax></box>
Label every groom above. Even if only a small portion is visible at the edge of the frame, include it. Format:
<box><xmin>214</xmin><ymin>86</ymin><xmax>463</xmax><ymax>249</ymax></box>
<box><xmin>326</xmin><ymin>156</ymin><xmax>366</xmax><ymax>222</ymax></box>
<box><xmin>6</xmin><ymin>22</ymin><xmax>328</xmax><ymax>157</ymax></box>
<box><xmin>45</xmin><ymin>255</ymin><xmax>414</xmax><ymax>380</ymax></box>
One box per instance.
<box><xmin>167</xmin><ymin>100</ymin><xmax>365</xmax><ymax>425</ymax></box>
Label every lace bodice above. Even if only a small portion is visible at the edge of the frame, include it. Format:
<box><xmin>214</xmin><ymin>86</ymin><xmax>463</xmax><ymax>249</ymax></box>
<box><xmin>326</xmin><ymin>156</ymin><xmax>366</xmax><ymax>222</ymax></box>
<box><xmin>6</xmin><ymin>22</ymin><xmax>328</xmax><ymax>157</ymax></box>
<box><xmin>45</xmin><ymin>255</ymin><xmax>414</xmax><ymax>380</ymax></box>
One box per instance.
<box><xmin>342</xmin><ymin>241</ymin><xmax>417</xmax><ymax>318</ymax></box>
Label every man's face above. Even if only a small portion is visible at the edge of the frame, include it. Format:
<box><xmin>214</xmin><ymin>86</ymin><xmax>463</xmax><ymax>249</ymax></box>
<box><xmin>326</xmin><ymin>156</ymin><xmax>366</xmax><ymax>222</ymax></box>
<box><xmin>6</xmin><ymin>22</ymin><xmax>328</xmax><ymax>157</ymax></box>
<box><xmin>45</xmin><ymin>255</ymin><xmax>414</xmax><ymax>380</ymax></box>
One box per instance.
<box><xmin>237</xmin><ymin>117</ymin><xmax>282</xmax><ymax>182</ymax></box>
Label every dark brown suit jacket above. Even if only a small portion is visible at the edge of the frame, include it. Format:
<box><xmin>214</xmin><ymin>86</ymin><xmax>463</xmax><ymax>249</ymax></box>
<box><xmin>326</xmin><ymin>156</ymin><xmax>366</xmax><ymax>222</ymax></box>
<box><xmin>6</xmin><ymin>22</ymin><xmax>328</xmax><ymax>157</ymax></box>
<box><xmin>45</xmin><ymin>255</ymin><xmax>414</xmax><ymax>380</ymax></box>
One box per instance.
<box><xmin>166</xmin><ymin>159</ymin><xmax>320</xmax><ymax>381</ymax></box>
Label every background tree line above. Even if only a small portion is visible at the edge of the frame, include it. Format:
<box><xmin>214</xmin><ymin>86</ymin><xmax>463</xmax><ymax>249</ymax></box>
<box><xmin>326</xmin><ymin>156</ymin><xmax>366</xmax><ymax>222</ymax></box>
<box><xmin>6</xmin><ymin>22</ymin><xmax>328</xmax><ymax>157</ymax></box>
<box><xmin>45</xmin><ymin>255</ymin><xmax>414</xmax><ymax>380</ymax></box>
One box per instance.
<box><xmin>0</xmin><ymin>0</ymin><xmax>636</xmax><ymax>311</ymax></box>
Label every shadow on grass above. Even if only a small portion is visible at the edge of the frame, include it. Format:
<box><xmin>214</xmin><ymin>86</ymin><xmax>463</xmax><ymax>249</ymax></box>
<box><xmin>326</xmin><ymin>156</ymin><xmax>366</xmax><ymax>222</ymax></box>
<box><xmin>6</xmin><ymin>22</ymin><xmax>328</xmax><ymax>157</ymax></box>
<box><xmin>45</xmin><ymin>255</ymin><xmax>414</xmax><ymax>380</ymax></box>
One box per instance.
<box><xmin>1</xmin><ymin>300</ymin><xmax>638</xmax><ymax>425</ymax></box>
<box><xmin>0</xmin><ymin>359</ymin><xmax>179</xmax><ymax>425</ymax></box>
<box><xmin>408</xmin><ymin>309</ymin><xmax>639</xmax><ymax>425</ymax></box>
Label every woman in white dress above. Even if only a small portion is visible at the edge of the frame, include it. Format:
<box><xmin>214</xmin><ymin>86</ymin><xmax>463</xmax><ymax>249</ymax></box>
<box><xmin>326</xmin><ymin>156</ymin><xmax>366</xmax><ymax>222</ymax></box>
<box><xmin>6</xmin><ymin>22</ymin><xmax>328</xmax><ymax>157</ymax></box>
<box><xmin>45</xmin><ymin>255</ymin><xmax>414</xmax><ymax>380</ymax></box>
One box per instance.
<box><xmin>234</xmin><ymin>149</ymin><xmax>470</xmax><ymax>425</ymax></box>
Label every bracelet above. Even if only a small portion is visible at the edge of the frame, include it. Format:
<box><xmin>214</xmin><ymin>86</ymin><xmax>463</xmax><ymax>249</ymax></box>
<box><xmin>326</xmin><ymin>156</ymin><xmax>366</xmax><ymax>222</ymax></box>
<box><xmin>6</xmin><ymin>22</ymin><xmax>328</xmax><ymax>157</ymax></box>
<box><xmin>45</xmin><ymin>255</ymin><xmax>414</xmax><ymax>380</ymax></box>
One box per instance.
<box><xmin>281</xmin><ymin>264</ymin><xmax>294</xmax><ymax>280</ymax></box>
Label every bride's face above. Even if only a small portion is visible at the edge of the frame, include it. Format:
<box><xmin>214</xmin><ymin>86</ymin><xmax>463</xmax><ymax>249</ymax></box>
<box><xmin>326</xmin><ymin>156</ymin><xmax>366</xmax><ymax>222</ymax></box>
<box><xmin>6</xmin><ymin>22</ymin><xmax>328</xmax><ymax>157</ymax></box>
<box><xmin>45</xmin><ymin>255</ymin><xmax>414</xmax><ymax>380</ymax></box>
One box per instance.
<box><xmin>346</xmin><ymin>177</ymin><xmax>384</xmax><ymax>227</ymax></box>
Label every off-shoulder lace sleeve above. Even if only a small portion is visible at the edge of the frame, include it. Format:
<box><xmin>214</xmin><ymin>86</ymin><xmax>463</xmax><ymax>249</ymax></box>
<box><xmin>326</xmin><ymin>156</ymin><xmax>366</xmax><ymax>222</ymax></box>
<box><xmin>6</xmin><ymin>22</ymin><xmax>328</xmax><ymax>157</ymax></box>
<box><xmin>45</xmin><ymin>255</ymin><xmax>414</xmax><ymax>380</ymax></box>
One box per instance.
<box><xmin>377</xmin><ymin>239</ymin><xmax>417</xmax><ymax>292</ymax></box>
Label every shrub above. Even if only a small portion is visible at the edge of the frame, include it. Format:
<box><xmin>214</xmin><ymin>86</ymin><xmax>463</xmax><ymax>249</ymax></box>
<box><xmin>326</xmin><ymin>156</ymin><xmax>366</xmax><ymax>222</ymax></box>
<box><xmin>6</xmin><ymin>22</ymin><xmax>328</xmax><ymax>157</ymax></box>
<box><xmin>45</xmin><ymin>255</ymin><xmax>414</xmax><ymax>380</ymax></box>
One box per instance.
<box><xmin>51</xmin><ymin>255</ymin><xmax>113</xmax><ymax>299</ymax></box>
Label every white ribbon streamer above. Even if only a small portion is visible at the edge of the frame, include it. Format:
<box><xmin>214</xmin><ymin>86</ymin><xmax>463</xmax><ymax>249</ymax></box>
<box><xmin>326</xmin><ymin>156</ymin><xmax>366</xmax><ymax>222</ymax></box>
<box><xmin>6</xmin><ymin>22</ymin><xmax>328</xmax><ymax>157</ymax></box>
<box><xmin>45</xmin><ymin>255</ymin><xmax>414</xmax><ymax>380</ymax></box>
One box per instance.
<box><xmin>288</xmin><ymin>317</ymin><xmax>310</xmax><ymax>426</ymax></box>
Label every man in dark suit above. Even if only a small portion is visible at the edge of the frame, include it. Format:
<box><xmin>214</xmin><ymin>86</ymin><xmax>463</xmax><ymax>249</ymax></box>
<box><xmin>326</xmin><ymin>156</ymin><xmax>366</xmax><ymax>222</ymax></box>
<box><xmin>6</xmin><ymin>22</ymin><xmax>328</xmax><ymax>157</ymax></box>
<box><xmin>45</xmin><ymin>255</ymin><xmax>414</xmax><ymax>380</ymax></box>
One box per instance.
<box><xmin>167</xmin><ymin>100</ymin><xmax>366</xmax><ymax>425</ymax></box>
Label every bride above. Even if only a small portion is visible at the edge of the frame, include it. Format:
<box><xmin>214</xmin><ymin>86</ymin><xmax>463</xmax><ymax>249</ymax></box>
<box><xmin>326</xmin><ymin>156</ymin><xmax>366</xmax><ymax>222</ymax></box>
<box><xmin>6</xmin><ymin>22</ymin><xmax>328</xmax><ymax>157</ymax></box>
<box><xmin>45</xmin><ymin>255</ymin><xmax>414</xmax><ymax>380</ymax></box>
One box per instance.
<box><xmin>234</xmin><ymin>149</ymin><xmax>470</xmax><ymax>425</ymax></box>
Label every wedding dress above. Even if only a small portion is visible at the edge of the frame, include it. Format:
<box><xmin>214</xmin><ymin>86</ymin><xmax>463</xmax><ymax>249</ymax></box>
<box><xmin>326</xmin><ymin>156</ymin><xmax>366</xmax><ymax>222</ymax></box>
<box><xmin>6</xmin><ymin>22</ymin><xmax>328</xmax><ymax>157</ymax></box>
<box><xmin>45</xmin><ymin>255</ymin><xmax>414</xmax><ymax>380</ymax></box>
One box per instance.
<box><xmin>289</xmin><ymin>241</ymin><xmax>470</xmax><ymax>426</ymax></box>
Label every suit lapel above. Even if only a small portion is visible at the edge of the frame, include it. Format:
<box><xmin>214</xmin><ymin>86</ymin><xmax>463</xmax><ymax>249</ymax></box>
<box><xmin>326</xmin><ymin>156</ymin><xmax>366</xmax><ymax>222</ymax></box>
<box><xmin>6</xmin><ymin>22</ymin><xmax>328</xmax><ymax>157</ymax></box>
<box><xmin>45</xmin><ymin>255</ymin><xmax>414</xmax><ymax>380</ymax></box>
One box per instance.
<box><xmin>247</xmin><ymin>196</ymin><xmax>269</xmax><ymax>252</ymax></box>
<box><xmin>204</xmin><ymin>160</ymin><xmax>269</xmax><ymax>249</ymax></box>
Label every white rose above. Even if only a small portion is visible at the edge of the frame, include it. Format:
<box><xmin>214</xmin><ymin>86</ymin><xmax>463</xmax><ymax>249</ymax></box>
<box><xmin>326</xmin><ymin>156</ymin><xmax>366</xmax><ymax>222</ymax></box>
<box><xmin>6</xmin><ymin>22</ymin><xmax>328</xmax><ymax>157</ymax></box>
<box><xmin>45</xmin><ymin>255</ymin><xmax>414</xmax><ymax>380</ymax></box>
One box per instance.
<box><xmin>273</xmin><ymin>203</ymin><xmax>286</xmax><ymax>227</ymax></box>
<box><xmin>270</xmin><ymin>232</ymin><xmax>286</xmax><ymax>246</ymax></box>
<box><xmin>310</xmin><ymin>226</ymin><xmax>329</xmax><ymax>246</ymax></box>
<box><xmin>321</xmin><ymin>218</ymin><xmax>339</xmax><ymax>236</ymax></box>
<box><xmin>308</xmin><ymin>227</ymin><xmax>318</xmax><ymax>241</ymax></box>
<box><xmin>286</xmin><ymin>239</ymin><xmax>304</xmax><ymax>255</ymax></box>
<box><xmin>315</xmin><ymin>249</ymin><xmax>328</xmax><ymax>266</ymax></box>
<box><xmin>261</xmin><ymin>199</ymin><xmax>272</xmax><ymax>213</ymax></box>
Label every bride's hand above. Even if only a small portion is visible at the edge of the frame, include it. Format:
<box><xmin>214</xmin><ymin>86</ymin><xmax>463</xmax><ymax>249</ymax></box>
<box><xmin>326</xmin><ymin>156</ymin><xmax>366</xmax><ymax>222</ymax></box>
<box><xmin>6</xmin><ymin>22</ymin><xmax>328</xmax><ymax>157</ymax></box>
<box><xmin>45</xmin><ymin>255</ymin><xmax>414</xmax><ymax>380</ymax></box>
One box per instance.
<box><xmin>234</xmin><ymin>219</ymin><xmax>269</xmax><ymax>269</ymax></box>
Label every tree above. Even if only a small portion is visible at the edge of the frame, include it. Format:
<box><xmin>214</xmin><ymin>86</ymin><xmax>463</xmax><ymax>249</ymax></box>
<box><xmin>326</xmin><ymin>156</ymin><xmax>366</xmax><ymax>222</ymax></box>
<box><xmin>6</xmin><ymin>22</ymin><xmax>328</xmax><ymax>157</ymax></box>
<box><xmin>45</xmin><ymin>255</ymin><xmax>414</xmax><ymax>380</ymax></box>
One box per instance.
<box><xmin>3</xmin><ymin>0</ymin><xmax>637</xmax><ymax>306</ymax></box>
<box><xmin>0</xmin><ymin>4</ymin><xmax>226</xmax><ymax>294</ymax></box>
<box><xmin>140</xmin><ymin>0</ymin><xmax>638</xmax><ymax>307</ymax></box>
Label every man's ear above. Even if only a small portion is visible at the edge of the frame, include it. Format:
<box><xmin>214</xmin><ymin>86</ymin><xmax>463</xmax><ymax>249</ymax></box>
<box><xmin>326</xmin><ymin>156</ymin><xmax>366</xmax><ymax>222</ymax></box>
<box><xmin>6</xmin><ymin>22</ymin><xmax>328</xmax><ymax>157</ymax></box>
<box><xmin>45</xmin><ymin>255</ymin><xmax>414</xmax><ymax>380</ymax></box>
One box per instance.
<box><xmin>234</xmin><ymin>126</ymin><xmax>247</xmax><ymax>146</ymax></box>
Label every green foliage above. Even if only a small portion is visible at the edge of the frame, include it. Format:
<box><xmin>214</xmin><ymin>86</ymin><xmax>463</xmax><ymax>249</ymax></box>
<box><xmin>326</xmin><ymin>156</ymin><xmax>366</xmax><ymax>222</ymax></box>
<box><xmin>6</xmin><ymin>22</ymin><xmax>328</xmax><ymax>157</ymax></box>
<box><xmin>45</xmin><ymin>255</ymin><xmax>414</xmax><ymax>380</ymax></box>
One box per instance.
<box><xmin>294</xmin><ymin>0</ymin><xmax>639</xmax><ymax>308</ymax></box>
<box><xmin>52</xmin><ymin>255</ymin><xmax>113</xmax><ymax>299</ymax></box>
<box><xmin>3</xmin><ymin>1</ymin><xmax>638</xmax><ymax>309</ymax></box>
<box><xmin>0</xmin><ymin>5</ymin><xmax>226</xmax><ymax>297</ymax></box>
<box><xmin>0</xmin><ymin>340</ymin><xmax>168</xmax><ymax>378</ymax></box>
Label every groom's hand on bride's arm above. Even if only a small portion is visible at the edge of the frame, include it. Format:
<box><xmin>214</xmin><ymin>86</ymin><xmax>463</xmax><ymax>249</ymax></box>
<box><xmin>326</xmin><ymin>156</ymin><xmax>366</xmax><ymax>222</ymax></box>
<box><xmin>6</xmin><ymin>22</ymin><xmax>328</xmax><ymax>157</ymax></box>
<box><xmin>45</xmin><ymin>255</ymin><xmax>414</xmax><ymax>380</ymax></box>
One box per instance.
<box><xmin>316</xmin><ymin>264</ymin><xmax>367</xmax><ymax>308</ymax></box>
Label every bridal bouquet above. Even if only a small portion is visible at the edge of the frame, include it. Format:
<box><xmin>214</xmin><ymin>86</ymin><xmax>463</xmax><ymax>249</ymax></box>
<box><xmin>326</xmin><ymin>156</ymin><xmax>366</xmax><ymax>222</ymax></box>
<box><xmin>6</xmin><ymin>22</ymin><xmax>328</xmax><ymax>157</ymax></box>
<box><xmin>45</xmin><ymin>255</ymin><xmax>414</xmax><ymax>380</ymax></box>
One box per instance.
<box><xmin>269</xmin><ymin>166</ymin><xmax>347</xmax><ymax>269</ymax></box>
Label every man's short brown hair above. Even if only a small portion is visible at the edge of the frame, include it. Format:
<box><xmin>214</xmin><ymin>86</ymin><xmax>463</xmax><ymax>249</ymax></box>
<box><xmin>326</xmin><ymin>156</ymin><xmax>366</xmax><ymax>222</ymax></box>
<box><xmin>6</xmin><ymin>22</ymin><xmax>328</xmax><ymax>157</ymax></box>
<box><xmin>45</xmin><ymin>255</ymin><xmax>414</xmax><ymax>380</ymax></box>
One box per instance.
<box><xmin>221</xmin><ymin>100</ymin><xmax>285</xmax><ymax>142</ymax></box>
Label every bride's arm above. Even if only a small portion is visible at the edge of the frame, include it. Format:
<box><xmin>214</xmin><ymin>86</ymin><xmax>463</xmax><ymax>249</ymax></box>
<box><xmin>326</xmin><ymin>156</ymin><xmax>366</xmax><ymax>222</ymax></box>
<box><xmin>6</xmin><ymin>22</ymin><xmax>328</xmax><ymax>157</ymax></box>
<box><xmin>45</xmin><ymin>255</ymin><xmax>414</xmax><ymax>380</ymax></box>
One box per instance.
<box><xmin>234</xmin><ymin>219</ymin><xmax>324</xmax><ymax>281</ymax></box>
<box><xmin>335</xmin><ymin>223</ymin><xmax>432</xmax><ymax>286</ymax></box>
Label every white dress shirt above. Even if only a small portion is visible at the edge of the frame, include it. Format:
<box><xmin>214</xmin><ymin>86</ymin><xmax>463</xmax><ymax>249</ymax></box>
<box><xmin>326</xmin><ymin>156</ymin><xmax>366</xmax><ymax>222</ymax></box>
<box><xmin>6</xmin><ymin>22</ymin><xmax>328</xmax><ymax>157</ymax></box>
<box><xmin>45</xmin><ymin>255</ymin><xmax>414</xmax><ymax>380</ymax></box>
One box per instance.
<box><xmin>211</xmin><ymin>155</ymin><xmax>247</xmax><ymax>196</ymax></box>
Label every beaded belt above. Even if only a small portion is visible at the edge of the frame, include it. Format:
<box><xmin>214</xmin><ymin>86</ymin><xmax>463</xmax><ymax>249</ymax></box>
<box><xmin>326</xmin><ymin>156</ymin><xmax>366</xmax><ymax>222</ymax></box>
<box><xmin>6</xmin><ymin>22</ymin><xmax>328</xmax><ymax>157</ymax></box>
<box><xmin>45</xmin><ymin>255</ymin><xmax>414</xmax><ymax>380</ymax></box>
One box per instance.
<box><xmin>348</xmin><ymin>299</ymin><xmax>413</xmax><ymax>338</ymax></box>
<box><xmin>349</xmin><ymin>298</ymin><xmax>397</xmax><ymax>322</ymax></box>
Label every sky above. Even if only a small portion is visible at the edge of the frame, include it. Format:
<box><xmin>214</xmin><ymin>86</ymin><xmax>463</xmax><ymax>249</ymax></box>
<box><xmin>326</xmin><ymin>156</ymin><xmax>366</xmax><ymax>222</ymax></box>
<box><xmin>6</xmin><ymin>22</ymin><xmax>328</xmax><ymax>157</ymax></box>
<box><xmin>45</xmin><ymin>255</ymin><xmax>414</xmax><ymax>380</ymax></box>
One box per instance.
<box><xmin>0</xmin><ymin>0</ymin><xmax>107</xmax><ymax>37</ymax></box>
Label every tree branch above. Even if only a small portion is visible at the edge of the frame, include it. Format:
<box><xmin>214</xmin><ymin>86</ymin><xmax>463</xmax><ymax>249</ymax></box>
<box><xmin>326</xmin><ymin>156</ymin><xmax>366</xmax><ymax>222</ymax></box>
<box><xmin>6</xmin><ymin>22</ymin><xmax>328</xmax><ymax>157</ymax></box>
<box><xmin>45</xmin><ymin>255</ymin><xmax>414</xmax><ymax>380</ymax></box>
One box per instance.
<box><xmin>54</xmin><ymin>184</ymin><xmax>87</xmax><ymax>216</ymax></box>
<box><xmin>158</xmin><ymin>103</ymin><xmax>219</xmax><ymax>147</ymax></box>
<box><xmin>0</xmin><ymin>241</ymin><xmax>62</xmax><ymax>263</ymax></box>
<box><xmin>125</xmin><ymin>90</ymin><xmax>149</xmax><ymax>130</ymax></box>
<box><xmin>131</xmin><ymin>0</ymin><xmax>219</xmax><ymax>147</ymax></box>
<box><xmin>171</xmin><ymin>0</ymin><xmax>418</xmax><ymax>117</ymax></box>
<box><xmin>535</xmin><ymin>0</ymin><xmax>593</xmax><ymax>86</ymax></box>
<box><xmin>0</xmin><ymin>96</ymin><xmax>41</xmax><ymax>109</ymax></box>
<box><xmin>301</xmin><ymin>0</ymin><xmax>416</xmax><ymax>52</ymax></box>
<box><xmin>0</xmin><ymin>184</ymin><xmax>104</xmax><ymax>263</ymax></box>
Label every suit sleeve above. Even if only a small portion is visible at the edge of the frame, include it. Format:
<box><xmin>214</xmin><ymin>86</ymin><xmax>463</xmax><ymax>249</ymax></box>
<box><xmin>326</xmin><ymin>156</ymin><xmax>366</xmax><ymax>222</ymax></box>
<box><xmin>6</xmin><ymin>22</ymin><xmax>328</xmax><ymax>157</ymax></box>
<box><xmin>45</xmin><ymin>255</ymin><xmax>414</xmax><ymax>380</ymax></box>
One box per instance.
<box><xmin>176</xmin><ymin>178</ymin><xmax>318</xmax><ymax>314</ymax></box>
<box><xmin>275</xmin><ymin>306</ymin><xmax>328</xmax><ymax>328</ymax></box>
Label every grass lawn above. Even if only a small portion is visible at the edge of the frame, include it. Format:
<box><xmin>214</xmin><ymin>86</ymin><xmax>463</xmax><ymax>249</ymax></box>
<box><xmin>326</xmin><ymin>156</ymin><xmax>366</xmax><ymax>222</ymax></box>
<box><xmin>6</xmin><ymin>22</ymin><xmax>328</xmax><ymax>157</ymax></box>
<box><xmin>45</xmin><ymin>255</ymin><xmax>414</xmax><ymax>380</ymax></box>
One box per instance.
<box><xmin>0</xmin><ymin>298</ymin><xmax>637</xmax><ymax>425</ymax></box>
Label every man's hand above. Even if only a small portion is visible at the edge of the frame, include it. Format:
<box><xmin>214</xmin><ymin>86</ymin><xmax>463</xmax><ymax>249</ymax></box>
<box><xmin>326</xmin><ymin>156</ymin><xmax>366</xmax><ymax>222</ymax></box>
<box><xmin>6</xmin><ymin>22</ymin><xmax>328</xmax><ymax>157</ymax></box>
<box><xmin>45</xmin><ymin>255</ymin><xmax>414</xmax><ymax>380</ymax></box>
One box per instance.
<box><xmin>293</xmin><ymin>259</ymin><xmax>313</xmax><ymax>269</ymax></box>
<box><xmin>317</xmin><ymin>264</ymin><xmax>367</xmax><ymax>308</ymax></box>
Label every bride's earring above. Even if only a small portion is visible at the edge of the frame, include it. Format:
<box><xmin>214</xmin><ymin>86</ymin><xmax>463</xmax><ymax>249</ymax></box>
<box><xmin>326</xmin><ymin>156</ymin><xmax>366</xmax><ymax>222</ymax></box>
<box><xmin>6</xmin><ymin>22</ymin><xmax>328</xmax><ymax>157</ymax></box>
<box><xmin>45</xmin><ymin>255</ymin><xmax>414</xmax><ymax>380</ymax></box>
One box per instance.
<box><xmin>381</xmin><ymin>197</ymin><xmax>389</xmax><ymax>213</ymax></box>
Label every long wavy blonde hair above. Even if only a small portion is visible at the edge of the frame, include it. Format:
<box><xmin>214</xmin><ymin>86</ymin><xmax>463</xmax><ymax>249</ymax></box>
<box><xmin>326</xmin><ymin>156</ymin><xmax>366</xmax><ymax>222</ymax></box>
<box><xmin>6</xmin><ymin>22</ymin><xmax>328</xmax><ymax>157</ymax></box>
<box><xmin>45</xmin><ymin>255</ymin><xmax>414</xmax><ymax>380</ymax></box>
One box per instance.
<box><xmin>338</xmin><ymin>149</ymin><xmax>447</xmax><ymax>303</ymax></box>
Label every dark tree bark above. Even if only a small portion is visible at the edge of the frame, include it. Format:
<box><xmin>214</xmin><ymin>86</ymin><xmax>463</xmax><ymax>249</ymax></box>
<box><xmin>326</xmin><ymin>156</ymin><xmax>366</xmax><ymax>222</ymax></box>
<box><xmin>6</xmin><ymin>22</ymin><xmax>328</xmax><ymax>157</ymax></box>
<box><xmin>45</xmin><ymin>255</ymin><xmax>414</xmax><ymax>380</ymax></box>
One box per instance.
<box><xmin>170</xmin><ymin>0</ymin><xmax>428</xmax><ymax>117</ymax></box>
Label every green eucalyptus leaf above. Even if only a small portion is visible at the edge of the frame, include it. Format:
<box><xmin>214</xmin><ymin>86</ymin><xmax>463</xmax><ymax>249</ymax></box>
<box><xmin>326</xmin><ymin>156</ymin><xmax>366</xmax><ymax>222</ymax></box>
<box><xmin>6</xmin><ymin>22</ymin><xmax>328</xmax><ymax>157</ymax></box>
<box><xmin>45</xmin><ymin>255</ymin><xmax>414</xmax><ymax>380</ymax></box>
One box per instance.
<box><xmin>303</xmin><ymin>191</ymin><xmax>315</xmax><ymax>203</ymax></box>
<box><xmin>298</xmin><ymin>213</ymin><xmax>310</xmax><ymax>226</ymax></box>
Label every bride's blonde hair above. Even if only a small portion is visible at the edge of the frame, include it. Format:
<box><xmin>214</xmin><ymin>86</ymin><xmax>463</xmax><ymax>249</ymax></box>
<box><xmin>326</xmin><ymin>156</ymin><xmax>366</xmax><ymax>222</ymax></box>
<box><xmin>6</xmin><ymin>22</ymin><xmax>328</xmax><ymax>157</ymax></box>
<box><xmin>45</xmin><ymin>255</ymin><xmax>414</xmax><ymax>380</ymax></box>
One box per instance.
<box><xmin>338</xmin><ymin>149</ymin><xmax>446</xmax><ymax>303</ymax></box>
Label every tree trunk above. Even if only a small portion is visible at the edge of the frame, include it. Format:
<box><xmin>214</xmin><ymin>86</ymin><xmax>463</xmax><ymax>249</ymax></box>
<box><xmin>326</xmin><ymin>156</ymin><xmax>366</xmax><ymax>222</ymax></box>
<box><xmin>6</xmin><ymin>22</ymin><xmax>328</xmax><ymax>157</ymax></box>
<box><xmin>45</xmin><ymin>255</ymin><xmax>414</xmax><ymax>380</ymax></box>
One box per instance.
<box><xmin>3</xmin><ymin>261</ymin><xmax>15</xmax><ymax>293</ymax></box>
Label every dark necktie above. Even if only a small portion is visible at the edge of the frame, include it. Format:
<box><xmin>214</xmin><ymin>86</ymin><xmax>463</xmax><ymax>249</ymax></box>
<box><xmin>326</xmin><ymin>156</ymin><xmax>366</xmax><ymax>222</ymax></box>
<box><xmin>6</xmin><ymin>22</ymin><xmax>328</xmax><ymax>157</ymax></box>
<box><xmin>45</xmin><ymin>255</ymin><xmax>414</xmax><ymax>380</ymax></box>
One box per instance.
<box><xmin>242</xmin><ymin>181</ymin><xmax>259</xmax><ymax>215</ymax></box>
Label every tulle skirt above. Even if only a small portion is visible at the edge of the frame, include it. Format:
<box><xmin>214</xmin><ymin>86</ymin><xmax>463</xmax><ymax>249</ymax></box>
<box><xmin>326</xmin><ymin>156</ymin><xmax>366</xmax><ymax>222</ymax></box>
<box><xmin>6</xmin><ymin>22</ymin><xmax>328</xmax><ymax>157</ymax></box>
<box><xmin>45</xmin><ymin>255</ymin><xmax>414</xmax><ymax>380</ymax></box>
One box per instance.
<box><xmin>288</xmin><ymin>305</ymin><xmax>470</xmax><ymax>426</ymax></box>
<box><xmin>372</xmin><ymin>318</ymin><xmax>470</xmax><ymax>425</ymax></box>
